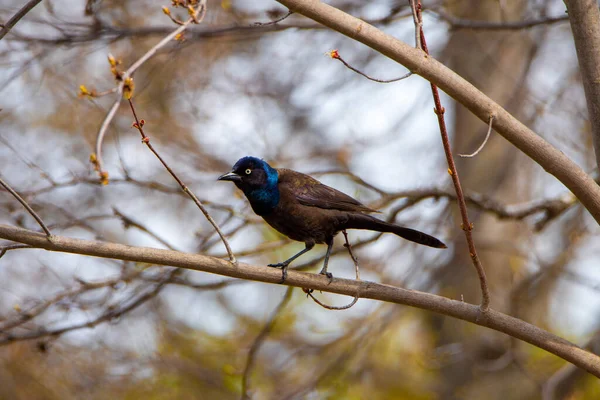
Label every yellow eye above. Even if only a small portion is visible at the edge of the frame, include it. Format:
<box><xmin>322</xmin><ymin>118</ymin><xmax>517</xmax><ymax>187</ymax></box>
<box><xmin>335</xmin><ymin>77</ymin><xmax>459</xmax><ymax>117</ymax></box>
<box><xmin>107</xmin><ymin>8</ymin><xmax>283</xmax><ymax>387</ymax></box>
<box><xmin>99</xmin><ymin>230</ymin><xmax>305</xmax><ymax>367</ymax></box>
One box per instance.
<box><xmin>245</xmin><ymin>169</ymin><xmax>251</xmax><ymax>175</ymax></box>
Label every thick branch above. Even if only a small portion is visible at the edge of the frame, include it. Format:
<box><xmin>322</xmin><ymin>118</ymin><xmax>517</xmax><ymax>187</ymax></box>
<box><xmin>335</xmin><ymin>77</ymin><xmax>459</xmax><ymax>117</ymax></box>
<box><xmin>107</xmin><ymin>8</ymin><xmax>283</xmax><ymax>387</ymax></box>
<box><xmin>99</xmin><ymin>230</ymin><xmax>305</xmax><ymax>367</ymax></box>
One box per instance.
<box><xmin>274</xmin><ymin>0</ymin><xmax>600</xmax><ymax>225</ymax></box>
<box><xmin>0</xmin><ymin>224</ymin><xmax>598</xmax><ymax>377</ymax></box>
<box><xmin>565</xmin><ymin>0</ymin><xmax>600</xmax><ymax>171</ymax></box>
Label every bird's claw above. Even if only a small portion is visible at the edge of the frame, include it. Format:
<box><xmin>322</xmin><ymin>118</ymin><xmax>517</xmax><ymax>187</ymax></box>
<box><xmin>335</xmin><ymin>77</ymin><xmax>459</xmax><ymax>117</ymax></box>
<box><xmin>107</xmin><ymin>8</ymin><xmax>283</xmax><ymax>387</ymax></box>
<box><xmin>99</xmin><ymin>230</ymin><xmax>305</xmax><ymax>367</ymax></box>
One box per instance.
<box><xmin>268</xmin><ymin>262</ymin><xmax>288</xmax><ymax>269</ymax></box>
<box><xmin>319</xmin><ymin>270</ymin><xmax>333</xmax><ymax>283</ymax></box>
<box><xmin>268</xmin><ymin>262</ymin><xmax>288</xmax><ymax>283</ymax></box>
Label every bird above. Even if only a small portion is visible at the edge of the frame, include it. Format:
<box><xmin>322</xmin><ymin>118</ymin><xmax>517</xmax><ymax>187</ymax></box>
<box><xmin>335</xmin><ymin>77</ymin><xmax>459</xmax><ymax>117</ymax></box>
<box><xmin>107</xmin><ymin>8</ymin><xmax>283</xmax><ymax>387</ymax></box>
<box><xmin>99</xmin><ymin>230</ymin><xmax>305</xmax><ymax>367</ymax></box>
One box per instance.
<box><xmin>218</xmin><ymin>156</ymin><xmax>446</xmax><ymax>281</ymax></box>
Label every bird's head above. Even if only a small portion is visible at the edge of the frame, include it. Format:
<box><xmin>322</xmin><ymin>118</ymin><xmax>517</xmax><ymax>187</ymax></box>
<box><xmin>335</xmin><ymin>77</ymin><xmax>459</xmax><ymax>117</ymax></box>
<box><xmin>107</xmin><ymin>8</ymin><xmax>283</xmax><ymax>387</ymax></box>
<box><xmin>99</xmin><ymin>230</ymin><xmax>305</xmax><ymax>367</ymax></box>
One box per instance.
<box><xmin>218</xmin><ymin>156</ymin><xmax>279</xmax><ymax>193</ymax></box>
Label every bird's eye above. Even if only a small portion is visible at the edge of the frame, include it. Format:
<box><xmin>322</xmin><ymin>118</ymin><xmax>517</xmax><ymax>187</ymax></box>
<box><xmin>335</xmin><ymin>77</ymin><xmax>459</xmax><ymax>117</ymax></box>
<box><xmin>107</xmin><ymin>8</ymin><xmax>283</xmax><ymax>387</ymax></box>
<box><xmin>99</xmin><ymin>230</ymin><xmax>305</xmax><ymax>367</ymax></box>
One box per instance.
<box><xmin>245</xmin><ymin>169</ymin><xmax>252</xmax><ymax>175</ymax></box>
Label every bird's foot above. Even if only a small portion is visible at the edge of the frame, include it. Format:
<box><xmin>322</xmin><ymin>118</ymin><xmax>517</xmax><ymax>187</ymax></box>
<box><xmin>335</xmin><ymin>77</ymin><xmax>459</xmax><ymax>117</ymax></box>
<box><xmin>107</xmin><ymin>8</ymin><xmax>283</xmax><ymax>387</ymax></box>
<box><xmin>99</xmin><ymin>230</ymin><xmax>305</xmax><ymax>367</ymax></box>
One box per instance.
<box><xmin>319</xmin><ymin>270</ymin><xmax>333</xmax><ymax>283</ymax></box>
<box><xmin>268</xmin><ymin>262</ymin><xmax>289</xmax><ymax>284</ymax></box>
<box><xmin>268</xmin><ymin>261</ymin><xmax>289</xmax><ymax>269</ymax></box>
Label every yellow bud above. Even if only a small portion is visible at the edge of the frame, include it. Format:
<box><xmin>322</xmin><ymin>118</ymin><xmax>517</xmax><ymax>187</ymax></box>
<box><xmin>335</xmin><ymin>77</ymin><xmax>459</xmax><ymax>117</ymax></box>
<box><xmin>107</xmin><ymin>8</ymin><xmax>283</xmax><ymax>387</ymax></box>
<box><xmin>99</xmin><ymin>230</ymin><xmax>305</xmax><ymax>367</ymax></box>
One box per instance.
<box><xmin>174</xmin><ymin>33</ymin><xmax>184</xmax><ymax>41</ymax></box>
<box><xmin>79</xmin><ymin>85</ymin><xmax>89</xmax><ymax>96</ymax></box>
<box><xmin>447</xmin><ymin>168</ymin><xmax>453</xmax><ymax>175</ymax></box>
<box><xmin>123</xmin><ymin>77</ymin><xmax>134</xmax><ymax>99</ymax></box>
<box><xmin>13</xmin><ymin>304</ymin><xmax>21</xmax><ymax>312</ymax></box>
<box><xmin>162</xmin><ymin>6</ymin><xmax>170</xmax><ymax>15</ymax></box>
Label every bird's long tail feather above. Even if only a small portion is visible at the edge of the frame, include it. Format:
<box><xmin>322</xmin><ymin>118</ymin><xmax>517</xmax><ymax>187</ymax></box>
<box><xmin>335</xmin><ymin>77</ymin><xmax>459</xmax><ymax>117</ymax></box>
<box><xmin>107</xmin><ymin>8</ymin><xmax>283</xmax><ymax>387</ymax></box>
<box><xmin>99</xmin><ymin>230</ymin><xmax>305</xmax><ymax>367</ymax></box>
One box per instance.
<box><xmin>343</xmin><ymin>214</ymin><xmax>447</xmax><ymax>249</ymax></box>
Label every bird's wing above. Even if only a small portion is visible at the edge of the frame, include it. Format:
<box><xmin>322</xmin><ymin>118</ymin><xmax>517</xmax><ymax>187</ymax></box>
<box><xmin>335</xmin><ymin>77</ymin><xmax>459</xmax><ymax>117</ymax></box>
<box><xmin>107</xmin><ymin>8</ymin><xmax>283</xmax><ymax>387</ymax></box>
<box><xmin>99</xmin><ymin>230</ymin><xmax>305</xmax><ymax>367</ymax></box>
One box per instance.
<box><xmin>278</xmin><ymin>169</ymin><xmax>378</xmax><ymax>213</ymax></box>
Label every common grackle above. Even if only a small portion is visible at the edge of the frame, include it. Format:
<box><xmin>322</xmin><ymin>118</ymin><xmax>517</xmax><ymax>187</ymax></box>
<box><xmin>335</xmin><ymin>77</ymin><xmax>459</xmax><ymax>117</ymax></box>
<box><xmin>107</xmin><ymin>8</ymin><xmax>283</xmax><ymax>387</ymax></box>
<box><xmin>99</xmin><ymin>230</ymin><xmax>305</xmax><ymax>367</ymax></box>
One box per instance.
<box><xmin>218</xmin><ymin>156</ymin><xmax>446</xmax><ymax>281</ymax></box>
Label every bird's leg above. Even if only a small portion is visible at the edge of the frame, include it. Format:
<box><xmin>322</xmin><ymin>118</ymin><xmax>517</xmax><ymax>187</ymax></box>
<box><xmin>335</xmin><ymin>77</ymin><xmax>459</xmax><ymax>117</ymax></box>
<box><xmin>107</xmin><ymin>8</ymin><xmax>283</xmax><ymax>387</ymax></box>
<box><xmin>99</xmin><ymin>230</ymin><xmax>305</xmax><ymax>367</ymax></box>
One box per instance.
<box><xmin>318</xmin><ymin>238</ymin><xmax>334</xmax><ymax>281</ymax></box>
<box><xmin>269</xmin><ymin>242</ymin><xmax>315</xmax><ymax>283</ymax></box>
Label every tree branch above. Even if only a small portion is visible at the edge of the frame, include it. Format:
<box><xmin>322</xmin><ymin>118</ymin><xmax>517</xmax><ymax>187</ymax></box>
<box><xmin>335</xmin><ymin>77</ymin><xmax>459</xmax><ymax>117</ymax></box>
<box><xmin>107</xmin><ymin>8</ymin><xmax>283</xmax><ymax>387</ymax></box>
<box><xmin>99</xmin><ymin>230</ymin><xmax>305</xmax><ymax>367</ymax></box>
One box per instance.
<box><xmin>0</xmin><ymin>224</ymin><xmax>598</xmax><ymax>377</ymax></box>
<box><xmin>0</xmin><ymin>0</ymin><xmax>42</xmax><ymax>41</ymax></box>
<box><xmin>274</xmin><ymin>0</ymin><xmax>600</xmax><ymax>226</ymax></box>
<box><xmin>565</xmin><ymin>0</ymin><xmax>600</xmax><ymax>171</ymax></box>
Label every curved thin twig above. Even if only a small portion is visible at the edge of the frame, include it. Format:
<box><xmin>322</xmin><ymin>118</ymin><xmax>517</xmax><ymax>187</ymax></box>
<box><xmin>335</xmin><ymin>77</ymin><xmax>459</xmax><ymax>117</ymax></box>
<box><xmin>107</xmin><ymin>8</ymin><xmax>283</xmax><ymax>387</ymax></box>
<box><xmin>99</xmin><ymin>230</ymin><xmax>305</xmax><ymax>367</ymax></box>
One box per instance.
<box><xmin>0</xmin><ymin>175</ymin><xmax>51</xmax><ymax>236</ymax></box>
<box><xmin>459</xmin><ymin>115</ymin><xmax>494</xmax><ymax>158</ymax></box>
<box><xmin>306</xmin><ymin>230</ymin><xmax>360</xmax><ymax>310</ymax></box>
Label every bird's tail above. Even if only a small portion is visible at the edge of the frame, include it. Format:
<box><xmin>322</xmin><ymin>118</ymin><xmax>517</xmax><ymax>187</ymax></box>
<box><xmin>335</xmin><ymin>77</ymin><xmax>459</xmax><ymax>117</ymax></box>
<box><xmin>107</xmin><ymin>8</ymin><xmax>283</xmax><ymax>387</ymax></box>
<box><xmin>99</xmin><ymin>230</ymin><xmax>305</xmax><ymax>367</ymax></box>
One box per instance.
<box><xmin>343</xmin><ymin>214</ymin><xmax>447</xmax><ymax>249</ymax></box>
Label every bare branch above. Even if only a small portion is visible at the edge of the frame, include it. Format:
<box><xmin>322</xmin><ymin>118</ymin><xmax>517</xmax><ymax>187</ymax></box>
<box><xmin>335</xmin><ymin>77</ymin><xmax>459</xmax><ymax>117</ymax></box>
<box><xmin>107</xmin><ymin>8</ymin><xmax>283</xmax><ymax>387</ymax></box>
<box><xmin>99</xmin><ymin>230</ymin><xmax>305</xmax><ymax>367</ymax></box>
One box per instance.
<box><xmin>431</xmin><ymin>9</ymin><xmax>569</xmax><ymax>31</ymax></box>
<box><xmin>0</xmin><ymin>175</ymin><xmax>51</xmax><ymax>236</ymax></box>
<box><xmin>413</xmin><ymin>1</ymin><xmax>490</xmax><ymax>310</ymax></box>
<box><xmin>127</xmin><ymin>98</ymin><xmax>236</xmax><ymax>263</ymax></box>
<box><xmin>0</xmin><ymin>224</ymin><xmax>598</xmax><ymax>377</ymax></box>
<box><xmin>0</xmin><ymin>0</ymin><xmax>42</xmax><ymax>41</ymax></box>
<box><xmin>92</xmin><ymin>0</ymin><xmax>208</xmax><ymax>180</ymax></box>
<box><xmin>253</xmin><ymin>10</ymin><xmax>293</xmax><ymax>26</ymax></box>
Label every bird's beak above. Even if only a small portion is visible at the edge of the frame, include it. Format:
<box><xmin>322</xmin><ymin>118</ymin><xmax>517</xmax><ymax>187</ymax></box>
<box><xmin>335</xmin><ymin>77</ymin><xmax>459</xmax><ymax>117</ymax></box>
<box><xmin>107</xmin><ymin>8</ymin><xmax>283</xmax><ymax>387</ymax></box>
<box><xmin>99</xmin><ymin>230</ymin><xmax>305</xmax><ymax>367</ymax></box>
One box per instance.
<box><xmin>218</xmin><ymin>171</ymin><xmax>242</xmax><ymax>182</ymax></box>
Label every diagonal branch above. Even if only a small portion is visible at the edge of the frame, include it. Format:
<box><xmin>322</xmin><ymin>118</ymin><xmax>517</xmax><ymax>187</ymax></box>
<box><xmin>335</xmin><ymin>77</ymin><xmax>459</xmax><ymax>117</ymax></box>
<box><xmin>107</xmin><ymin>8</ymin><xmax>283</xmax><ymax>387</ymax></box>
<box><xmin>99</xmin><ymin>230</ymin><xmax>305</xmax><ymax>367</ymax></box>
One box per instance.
<box><xmin>273</xmin><ymin>0</ymin><xmax>600</xmax><ymax>226</ymax></box>
<box><xmin>0</xmin><ymin>0</ymin><xmax>42</xmax><ymax>41</ymax></box>
<box><xmin>0</xmin><ymin>223</ymin><xmax>598</xmax><ymax>377</ymax></box>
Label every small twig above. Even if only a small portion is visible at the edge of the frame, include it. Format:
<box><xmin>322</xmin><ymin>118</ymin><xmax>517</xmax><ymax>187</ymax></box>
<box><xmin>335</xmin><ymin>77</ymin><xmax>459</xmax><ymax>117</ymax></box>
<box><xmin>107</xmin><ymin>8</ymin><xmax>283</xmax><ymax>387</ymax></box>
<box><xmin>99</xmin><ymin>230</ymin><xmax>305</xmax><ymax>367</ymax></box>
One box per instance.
<box><xmin>342</xmin><ymin>230</ymin><xmax>360</xmax><ymax>281</ymax></box>
<box><xmin>253</xmin><ymin>10</ymin><xmax>293</xmax><ymax>26</ymax></box>
<box><xmin>459</xmin><ymin>115</ymin><xmax>494</xmax><ymax>158</ymax></box>
<box><xmin>92</xmin><ymin>0</ymin><xmax>207</xmax><ymax>181</ymax></box>
<box><xmin>306</xmin><ymin>230</ymin><xmax>360</xmax><ymax>310</ymax></box>
<box><xmin>241</xmin><ymin>286</ymin><xmax>293</xmax><ymax>400</ymax></box>
<box><xmin>0</xmin><ymin>0</ymin><xmax>42</xmax><ymax>41</ymax></box>
<box><xmin>430</xmin><ymin>8</ymin><xmax>569</xmax><ymax>31</ymax></box>
<box><xmin>329</xmin><ymin>50</ymin><xmax>413</xmax><ymax>83</ymax></box>
<box><xmin>408</xmin><ymin>0</ymin><xmax>422</xmax><ymax>49</ymax></box>
<box><xmin>127</xmin><ymin>98</ymin><xmax>236</xmax><ymax>264</ymax></box>
<box><xmin>112</xmin><ymin>207</ymin><xmax>178</xmax><ymax>250</ymax></box>
<box><xmin>0</xmin><ymin>175</ymin><xmax>51</xmax><ymax>237</ymax></box>
<box><xmin>0</xmin><ymin>243</ymin><xmax>33</xmax><ymax>258</ymax></box>
<box><xmin>413</xmin><ymin>1</ymin><xmax>490</xmax><ymax>311</ymax></box>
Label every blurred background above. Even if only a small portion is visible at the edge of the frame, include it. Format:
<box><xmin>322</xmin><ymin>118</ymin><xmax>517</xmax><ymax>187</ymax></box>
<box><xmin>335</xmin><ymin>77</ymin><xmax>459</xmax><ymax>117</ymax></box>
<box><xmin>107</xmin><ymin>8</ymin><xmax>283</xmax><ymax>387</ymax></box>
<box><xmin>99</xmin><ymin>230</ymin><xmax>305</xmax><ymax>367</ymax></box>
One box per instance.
<box><xmin>0</xmin><ymin>0</ymin><xmax>599</xmax><ymax>398</ymax></box>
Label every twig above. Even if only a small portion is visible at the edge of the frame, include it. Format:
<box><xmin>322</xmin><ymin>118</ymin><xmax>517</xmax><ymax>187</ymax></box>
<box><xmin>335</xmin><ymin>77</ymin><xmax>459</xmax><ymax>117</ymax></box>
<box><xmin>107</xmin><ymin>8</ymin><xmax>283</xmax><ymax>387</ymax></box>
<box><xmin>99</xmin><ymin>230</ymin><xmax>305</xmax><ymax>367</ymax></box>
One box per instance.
<box><xmin>253</xmin><ymin>10</ymin><xmax>293</xmax><ymax>26</ymax></box>
<box><xmin>0</xmin><ymin>175</ymin><xmax>52</xmax><ymax>237</ymax></box>
<box><xmin>459</xmin><ymin>115</ymin><xmax>494</xmax><ymax>158</ymax></box>
<box><xmin>306</xmin><ymin>230</ymin><xmax>360</xmax><ymax>310</ymax></box>
<box><xmin>112</xmin><ymin>207</ymin><xmax>178</xmax><ymax>250</ymax></box>
<box><xmin>241</xmin><ymin>286</ymin><xmax>293</xmax><ymax>400</ymax></box>
<box><xmin>431</xmin><ymin>8</ymin><xmax>569</xmax><ymax>31</ymax></box>
<box><xmin>0</xmin><ymin>0</ymin><xmax>42</xmax><ymax>41</ymax></box>
<box><xmin>127</xmin><ymin>98</ymin><xmax>236</xmax><ymax>263</ymax></box>
<box><xmin>413</xmin><ymin>1</ymin><xmax>490</xmax><ymax>311</ymax></box>
<box><xmin>92</xmin><ymin>0</ymin><xmax>207</xmax><ymax>181</ymax></box>
<box><xmin>409</xmin><ymin>0</ymin><xmax>422</xmax><ymax>49</ymax></box>
<box><xmin>329</xmin><ymin>50</ymin><xmax>413</xmax><ymax>83</ymax></box>
<box><xmin>0</xmin><ymin>243</ymin><xmax>32</xmax><ymax>258</ymax></box>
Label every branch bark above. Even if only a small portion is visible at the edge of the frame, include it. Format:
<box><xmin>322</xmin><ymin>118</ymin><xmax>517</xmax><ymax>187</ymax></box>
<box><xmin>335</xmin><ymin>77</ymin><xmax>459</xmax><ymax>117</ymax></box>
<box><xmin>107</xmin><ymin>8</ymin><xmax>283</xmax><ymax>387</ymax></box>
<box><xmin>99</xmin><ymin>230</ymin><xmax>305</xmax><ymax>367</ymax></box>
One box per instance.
<box><xmin>565</xmin><ymin>0</ymin><xmax>600</xmax><ymax>171</ymax></box>
<box><xmin>0</xmin><ymin>224</ymin><xmax>598</xmax><ymax>377</ymax></box>
<box><xmin>274</xmin><ymin>0</ymin><xmax>600</xmax><ymax>225</ymax></box>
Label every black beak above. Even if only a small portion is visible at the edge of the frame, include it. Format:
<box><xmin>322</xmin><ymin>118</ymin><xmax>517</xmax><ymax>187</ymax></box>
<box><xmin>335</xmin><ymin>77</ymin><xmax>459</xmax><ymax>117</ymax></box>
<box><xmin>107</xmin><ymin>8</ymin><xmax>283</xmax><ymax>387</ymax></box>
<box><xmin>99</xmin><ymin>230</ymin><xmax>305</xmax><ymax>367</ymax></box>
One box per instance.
<box><xmin>218</xmin><ymin>171</ymin><xmax>242</xmax><ymax>182</ymax></box>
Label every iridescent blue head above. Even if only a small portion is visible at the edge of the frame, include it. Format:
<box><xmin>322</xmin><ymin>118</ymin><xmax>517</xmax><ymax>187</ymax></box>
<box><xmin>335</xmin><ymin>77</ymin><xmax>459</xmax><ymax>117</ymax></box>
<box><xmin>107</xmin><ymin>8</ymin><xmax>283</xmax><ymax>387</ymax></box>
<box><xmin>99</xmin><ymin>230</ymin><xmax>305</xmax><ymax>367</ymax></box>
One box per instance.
<box><xmin>218</xmin><ymin>156</ymin><xmax>279</xmax><ymax>215</ymax></box>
